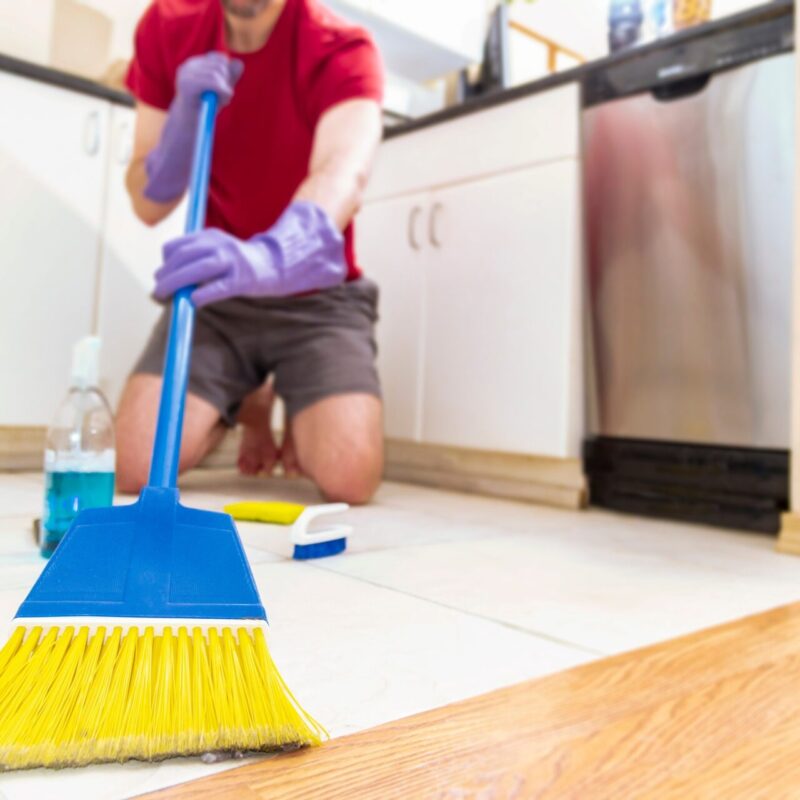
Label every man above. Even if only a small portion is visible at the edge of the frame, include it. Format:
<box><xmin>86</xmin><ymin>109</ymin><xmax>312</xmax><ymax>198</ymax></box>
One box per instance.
<box><xmin>117</xmin><ymin>0</ymin><xmax>385</xmax><ymax>504</ymax></box>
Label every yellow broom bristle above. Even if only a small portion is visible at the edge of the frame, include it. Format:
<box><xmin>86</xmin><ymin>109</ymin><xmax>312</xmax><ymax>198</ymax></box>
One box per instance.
<box><xmin>0</xmin><ymin>624</ymin><xmax>327</xmax><ymax>770</ymax></box>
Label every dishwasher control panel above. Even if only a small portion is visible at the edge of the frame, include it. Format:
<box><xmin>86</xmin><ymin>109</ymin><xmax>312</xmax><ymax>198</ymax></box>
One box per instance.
<box><xmin>584</xmin><ymin>3</ymin><xmax>793</xmax><ymax>107</ymax></box>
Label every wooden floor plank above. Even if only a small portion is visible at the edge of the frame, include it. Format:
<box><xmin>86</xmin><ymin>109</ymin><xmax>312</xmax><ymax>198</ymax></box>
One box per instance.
<box><xmin>138</xmin><ymin>604</ymin><xmax>800</xmax><ymax>800</ymax></box>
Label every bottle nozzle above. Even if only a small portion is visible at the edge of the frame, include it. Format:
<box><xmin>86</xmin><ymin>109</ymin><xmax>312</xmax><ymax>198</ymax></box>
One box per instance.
<box><xmin>71</xmin><ymin>336</ymin><xmax>101</xmax><ymax>390</ymax></box>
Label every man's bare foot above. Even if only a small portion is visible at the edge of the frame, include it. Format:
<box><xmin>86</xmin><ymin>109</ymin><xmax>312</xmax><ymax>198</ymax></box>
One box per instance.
<box><xmin>279</xmin><ymin>424</ymin><xmax>302</xmax><ymax>478</ymax></box>
<box><xmin>237</xmin><ymin>382</ymin><xmax>279</xmax><ymax>476</ymax></box>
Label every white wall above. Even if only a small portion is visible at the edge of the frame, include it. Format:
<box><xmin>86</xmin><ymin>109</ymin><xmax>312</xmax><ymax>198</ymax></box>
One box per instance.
<box><xmin>0</xmin><ymin>0</ymin><xmax>55</xmax><ymax>63</ymax></box>
<box><xmin>80</xmin><ymin>0</ymin><xmax>149</xmax><ymax>62</ymax></box>
<box><xmin>713</xmin><ymin>0</ymin><xmax>764</xmax><ymax>18</ymax></box>
<box><xmin>0</xmin><ymin>0</ymin><xmax>146</xmax><ymax>72</ymax></box>
<box><xmin>510</xmin><ymin>0</ymin><xmax>608</xmax><ymax>63</ymax></box>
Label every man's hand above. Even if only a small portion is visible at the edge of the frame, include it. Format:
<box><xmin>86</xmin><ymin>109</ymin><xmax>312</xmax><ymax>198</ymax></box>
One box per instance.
<box><xmin>126</xmin><ymin>53</ymin><xmax>243</xmax><ymax>224</ymax></box>
<box><xmin>144</xmin><ymin>52</ymin><xmax>243</xmax><ymax>203</ymax></box>
<box><xmin>174</xmin><ymin>52</ymin><xmax>244</xmax><ymax>110</ymax></box>
<box><xmin>153</xmin><ymin>202</ymin><xmax>347</xmax><ymax>307</ymax></box>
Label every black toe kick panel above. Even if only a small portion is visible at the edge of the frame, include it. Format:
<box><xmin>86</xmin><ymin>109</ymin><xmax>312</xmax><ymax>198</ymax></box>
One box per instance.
<box><xmin>584</xmin><ymin>437</ymin><xmax>789</xmax><ymax>534</ymax></box>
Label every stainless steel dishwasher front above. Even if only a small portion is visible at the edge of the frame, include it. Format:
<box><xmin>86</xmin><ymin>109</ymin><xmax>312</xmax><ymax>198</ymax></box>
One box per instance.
<box><xmin>583</xmin><ymin>51</ymin><xmax>794</xmax><ymax>449</ymax></box>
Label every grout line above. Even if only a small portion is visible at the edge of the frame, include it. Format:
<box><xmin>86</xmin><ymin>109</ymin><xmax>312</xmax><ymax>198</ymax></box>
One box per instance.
<box><xmin>303</xmin><ymin>560</ymin><xmax>605</xmax><ymax>658</ymax></box>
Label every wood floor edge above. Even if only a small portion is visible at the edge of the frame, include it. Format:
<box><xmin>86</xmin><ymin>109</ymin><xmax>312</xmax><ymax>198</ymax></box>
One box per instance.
<box><xmin>777</xmin><ymin>512</ymin><xmax>800</xmax><ymax>555</ymax></box>
<box><xmin>136</xmin><ymin>603</ymin><xmax>800</xmax><ymax>800</ymax></box>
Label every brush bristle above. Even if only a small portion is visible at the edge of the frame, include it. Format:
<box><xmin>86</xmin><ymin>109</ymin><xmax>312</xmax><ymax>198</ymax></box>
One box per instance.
<box><xmin>0</xmin><ymin>624</ymin><xmax>327</xmax><ymax>770</ymax></box>
<box><xmin>293</xmin><ymin>538</ymin><xmax>347</xmax><ymax>560</ymax></box>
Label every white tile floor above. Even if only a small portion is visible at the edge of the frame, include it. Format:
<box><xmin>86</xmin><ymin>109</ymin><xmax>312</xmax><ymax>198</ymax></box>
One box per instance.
<box><xmin>1</xmin><ymin>469</ymin><xmax>799</xmax><ymax>799</ymax></box>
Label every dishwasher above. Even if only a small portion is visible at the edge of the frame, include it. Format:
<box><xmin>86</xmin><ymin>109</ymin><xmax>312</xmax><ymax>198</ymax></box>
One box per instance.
<box><xmin>582</xmin><ymin>4</ymin><xmax>794</xmax><ymax>532</ymax></box>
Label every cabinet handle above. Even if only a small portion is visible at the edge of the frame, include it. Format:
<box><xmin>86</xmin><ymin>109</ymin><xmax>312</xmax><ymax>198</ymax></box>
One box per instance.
<box><xmin>408</xmin><ymin>206</ymin><xmax>423</xmax><ymax>251</ymax></box>
<box><xmin>429</xmin><ymin>203</ymin><xmax>443</xmax><ymax>248</ymax></box>
<box><xmin>82</xmin><ymin>110</ymin><xmax>101</xmax><ymax>156</ymax></box>
<box><xmin>116</xmin><ymin>120</ymin><xmax>132</xmax><ymax>165</ymax></box>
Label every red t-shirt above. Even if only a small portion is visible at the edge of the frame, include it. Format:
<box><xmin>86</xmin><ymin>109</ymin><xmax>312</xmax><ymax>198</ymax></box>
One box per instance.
<box><xmin>126</xmin><ymin>0</ymin><xmax>384</xmax><ymax>281</ymax></box>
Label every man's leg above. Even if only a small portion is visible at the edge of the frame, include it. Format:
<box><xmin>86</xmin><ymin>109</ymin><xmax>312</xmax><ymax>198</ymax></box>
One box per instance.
<box><xmin>116</xmin><ymin>373</ymin><xmax>227</xmax><ymax>493</ymax></box>
<box><xmin>291</xmin><ymin>393</ymin><xmax>383</xmax><ymax>505</ymax></box>
<box><xmin>237</xmin><ymin>379</ymin><xmax>280</xmax><ymax>477</ymax></box>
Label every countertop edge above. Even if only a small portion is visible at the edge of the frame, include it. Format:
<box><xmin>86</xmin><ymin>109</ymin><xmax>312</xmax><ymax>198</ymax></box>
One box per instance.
<box><xmin>0</xmin><ymin>52</ymin><xmax>133</xmax><ymax>107</ymax></box>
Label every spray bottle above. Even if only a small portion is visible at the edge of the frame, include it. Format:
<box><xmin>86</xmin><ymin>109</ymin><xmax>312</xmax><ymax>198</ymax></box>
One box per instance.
<box><xmin>41</xmin><ymin>336</ymin><xmax>115</xmax><ymax>558</ymax></box>
<box><xmin>608</xmin><ymin>0</ymin><xmax>645</xmax><ymax>52</ymax></box>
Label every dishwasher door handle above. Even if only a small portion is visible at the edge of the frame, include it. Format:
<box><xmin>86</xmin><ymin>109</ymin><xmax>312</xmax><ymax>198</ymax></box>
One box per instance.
<box><xmin>652</xmin><ymin>73</ymin><xmax>712</xmax><ymax>101</ymax></box>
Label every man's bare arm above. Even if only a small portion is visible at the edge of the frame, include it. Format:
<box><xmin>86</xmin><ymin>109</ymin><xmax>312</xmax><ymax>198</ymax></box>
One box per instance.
<box><xmin>125</xmin><ymin>102</ymin><xmax>183</xmax><ymax>226</ymax></box>
<box><xmin>294</xmin><ymin>98</ymin><xmax>383</xmax><ymax>230</ymax></box>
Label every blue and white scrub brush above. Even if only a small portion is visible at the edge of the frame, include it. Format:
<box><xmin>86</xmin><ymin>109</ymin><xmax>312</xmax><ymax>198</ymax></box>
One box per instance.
<box><xmin>224</xmin><ymin>502</ymin><xmax>351</xmax><ymax>559</ymax></box>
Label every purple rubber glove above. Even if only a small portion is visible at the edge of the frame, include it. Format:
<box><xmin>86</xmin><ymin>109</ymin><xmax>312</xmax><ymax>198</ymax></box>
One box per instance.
<box><xmin>153</xmin><ymin>202</ymin><xmax>348</xmax><ymax>307</ymax></box>
<box><xmin>144</xmin><ymin>52</ymin><xmax>243</xmax><ymax>203</ymax></box>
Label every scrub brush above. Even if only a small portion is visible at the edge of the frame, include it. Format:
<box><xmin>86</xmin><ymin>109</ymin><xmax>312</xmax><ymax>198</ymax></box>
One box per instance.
<box><xmin>0</xmin><ymin>92</ymin><xmax>326</xmax><ymax>770</ymax></box>
<box><xmin>225</xmin><ymin>501</ymin><xmax>351</xmax><ymax>559</ymax></box>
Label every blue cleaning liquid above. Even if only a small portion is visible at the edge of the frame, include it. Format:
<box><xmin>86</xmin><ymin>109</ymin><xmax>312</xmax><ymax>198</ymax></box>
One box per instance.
<box><xmin>41</xmin><ymin>471</ymin><xmax>115</xmax><ymax>558</ymax></box>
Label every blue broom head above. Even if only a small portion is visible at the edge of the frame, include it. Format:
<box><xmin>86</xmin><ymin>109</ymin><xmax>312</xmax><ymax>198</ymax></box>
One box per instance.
<box><xmin>16</xmin><ymin>486</ymin><xmax>267</xmax><ymax>622</ymax></box>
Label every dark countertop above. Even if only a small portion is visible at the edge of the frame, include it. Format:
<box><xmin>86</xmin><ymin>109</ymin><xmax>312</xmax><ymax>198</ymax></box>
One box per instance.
<box><xmin>0</xmin><ymin>0</ymin><xmax>791</xmax><ymax>132</ymax></box>
<box><xmin>0</xmin><ymin>52</ymin><xmax>133</xmax><ymax>107</ymax></box>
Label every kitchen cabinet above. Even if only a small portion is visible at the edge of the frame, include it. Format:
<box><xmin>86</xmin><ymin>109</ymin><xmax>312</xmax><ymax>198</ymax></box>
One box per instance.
<box><xmin>422</xmin><ymin>162</ymin><xmax>582</xmax><ymax>456</ymax></box>
<box><xmin>0</xmin><ymin>73</ymin><xmax>183</xmax><ymax>432</ymax></box>
<box><xmin>0</xmin><ymin>72</ymin><xmax>109</xmax><ymax>426</ymax></box>
<box><xmin>357</xmin><ymin>85</ymin><xmax>584</xmax><ymax>459</ymax></box>
<box><xmin>97</xmin><ymin>105</ymin><xmax>185</xmax><ymax>409</ymax></box>
<box><xmin>357</xmin><ymin>193</ymin><xmax>427</xmax><ymax>440</ymax></box>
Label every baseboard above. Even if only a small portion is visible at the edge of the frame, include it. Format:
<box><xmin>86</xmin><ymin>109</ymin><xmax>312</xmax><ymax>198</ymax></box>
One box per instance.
<box><xmin>0</xmin><ymin>426</ymin><xmax>587</xmax><ymax>511</ymax></box>
<box><xmin>384</xmin><ymin>439</ymin><xmax>587</xmax><ymax>510</ymax></box>
<box><xmin>0</xmin><ymin>426</ymin><xmax>242</xmax><ymax>473</ymax></box>
<box><xmin>778</xmin><ymin>513</ymin><xmax>800</xmax><ymax>555</ymax></box>
<box><xmin>0</xmin><ymin>427</ymin><xmax>45</xmax><ymax>471</ymax></box>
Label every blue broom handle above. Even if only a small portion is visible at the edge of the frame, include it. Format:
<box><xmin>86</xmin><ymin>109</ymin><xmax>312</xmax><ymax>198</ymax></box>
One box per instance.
<box><xmin>148</xmin><ymin>91</ymin><xmax>219</xmax><ymax>489</ymax></box>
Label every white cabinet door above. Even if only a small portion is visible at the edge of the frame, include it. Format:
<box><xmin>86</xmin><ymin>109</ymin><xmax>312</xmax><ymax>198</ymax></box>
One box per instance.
<box><xmin>355</xmin><ymin>193</ymin><xmax>428</xmax><ymax>441</ymax></box>
<box><xmin>0</xmin><ymin>73</ymin><xmax>109</xmax><ymax>426</ymax></box>
<box><xmin>97</xmin><ymin>105</ymin><xmax>186</xmax><ymax>409</ymax></box>
<box><xmin>421</xmin><ymin>161</ymin><xmax>583</xmax><ymax>457</ymax></box>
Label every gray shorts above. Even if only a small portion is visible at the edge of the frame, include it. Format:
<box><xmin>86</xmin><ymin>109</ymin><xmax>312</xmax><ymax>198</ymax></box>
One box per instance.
<box><xmin>134</xmin><ymin>278</ymin><xmax>381</xmax><ymax>425</ymax></box>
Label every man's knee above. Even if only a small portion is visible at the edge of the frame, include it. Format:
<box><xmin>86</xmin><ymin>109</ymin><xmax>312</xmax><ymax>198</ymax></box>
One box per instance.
<box><xmin>311</xmin><ymin>446</ymin><xmax>383</xmax><ymax>506</ymax></box>
<box><xmin>114</xmin><ymin>374</ymin><xmax>225</xmax><ymax>494</ymax></box>
<box><xmin>291</xmin><ymin>394</ymin><xmax>384</xmax><ymax>505</ymax></box>
<box><xmin>115</xmin><ymin>451</ymin><xmax>150</xmax><ymax>495</ymax></box>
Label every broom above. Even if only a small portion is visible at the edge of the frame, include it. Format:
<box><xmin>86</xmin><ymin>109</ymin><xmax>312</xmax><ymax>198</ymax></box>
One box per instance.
<box><xmin>0</xmin><ymin>92</ymin><xmax>326</xmax><ymax>770</ymax></box>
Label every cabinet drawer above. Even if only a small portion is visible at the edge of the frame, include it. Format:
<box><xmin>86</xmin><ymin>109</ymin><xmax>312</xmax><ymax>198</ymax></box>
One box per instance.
<box><xmin>367</xmin><ymin>83</ymin><xmax>580</xmax><ymax>202</ymax></box>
